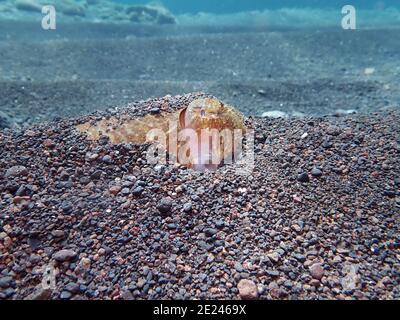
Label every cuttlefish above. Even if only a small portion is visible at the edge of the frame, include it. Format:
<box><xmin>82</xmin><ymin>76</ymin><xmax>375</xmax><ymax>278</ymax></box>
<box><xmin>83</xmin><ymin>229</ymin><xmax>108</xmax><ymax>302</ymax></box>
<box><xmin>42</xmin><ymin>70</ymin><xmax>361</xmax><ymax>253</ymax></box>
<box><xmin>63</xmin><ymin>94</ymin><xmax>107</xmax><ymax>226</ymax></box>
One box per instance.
<box><xmin>76</xmin><ymin>98</ymin><xmax>246</xmax><ymax>171</ymax></box>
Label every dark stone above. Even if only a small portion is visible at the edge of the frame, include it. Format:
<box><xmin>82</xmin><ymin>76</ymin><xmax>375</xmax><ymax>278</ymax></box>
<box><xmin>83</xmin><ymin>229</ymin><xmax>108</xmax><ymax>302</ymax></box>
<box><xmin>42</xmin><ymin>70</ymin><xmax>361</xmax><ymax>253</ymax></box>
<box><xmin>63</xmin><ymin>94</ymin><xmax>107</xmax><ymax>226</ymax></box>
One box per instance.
<box><xmin>90</xmin><ymin>170</ymin><xmax>102</xmax><ymax>180</ymax></box>
<box><xmin>5</xmin><ymin>166</ymin><xmax>28</xmax><ymax>178</ymax></box>
<box><xmin>150</xmin><ymin>107</ymin><xmax>161</xmax><ymax>114</ymax></box>
<box><xmin>204</xmin><ymin>228</ymin><xmax>218</xmax><ymax>237</ymax></box>
<box><xmin>183</xmin><ymin>202</ymin><xmax>192</xmax><ymax>213</ymax></box>
<box><xmin>293</xmin><ymin>253</ymin><xmax>306</xmax><ymax>262</ymax></box>
<box><xmin>297</xmin><ymin>172</ymin><xmax>310</xmax><ymax>183</ymax></box>
<box><xmin>121</xmin><ymin>187</ymin><xmax>131</xmax><ymax>196</ymax></box>
<box><xmin>61</xmin><ymin>201</ymin><xmax>73</xmax><ymax>214</ymax></box>
<box><xmin>0</xmin><ymin>276</ymin><xmax>13</xmax><ymax>289</ymax></box>
<box><xmin>215</xmin><ymin>220</ymin><xmax>225</xmax><ymax>229</ymax></box>
<box><xmin>65</xmin><ymin>282</ymin><xmax>80</xmax><ymax>294</ymax></box>
<box><xmin>132</xmin><ymin>186</ymin><xmax>144</xmax><ymax>196</ymax></box>
<box><xmin>234</xmin><ymin>262</ymin><xmax>244</xmax><ymax>272</ymax></box>
<box><xmin>102</xmin><ymin>155</ymin><xmax>112</xmax><ymax>164</ymax></box>
<box><xmin>266</xmin><ymin>270</ymin><xmax>280</xmax><ymax>277</ymax></box>
<box><xmin>157</xmin><ymin>197</ymin><xmax>173</xmax><ymax>215</ymax></box>
<box><xmin>53</xmin><ymin>249</ymin><xmax>78</xmax><ymax>262</ymax></box>
<box><xmin>311</xmin><ymin>168</ymin><xmax>323</xmax><ymax>177</ymax></box>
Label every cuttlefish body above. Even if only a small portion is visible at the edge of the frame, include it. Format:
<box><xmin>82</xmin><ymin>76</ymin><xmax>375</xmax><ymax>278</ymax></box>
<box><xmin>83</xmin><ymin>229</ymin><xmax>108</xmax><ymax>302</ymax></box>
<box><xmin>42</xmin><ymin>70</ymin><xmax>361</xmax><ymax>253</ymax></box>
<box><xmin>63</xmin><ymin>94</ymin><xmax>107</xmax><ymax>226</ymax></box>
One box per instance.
<box><xmin>76</xmin><ymin>98</ymin><xmax>246</xmax><ymax>171</ymax></box>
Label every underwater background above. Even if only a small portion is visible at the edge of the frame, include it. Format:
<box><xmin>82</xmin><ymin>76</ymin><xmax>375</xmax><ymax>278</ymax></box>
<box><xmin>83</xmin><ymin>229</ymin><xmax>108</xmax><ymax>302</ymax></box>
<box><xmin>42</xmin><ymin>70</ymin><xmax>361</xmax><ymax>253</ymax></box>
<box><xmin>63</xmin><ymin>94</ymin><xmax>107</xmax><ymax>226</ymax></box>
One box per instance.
<box><xmin>0</xmin><ymin>0</ymin><xmax>399</xmax><ymax>128</ymax></box>
<box><xmin>116</xmin><ymin>0</ymin><xmax>400</xmax><ymax>13</ymax></box>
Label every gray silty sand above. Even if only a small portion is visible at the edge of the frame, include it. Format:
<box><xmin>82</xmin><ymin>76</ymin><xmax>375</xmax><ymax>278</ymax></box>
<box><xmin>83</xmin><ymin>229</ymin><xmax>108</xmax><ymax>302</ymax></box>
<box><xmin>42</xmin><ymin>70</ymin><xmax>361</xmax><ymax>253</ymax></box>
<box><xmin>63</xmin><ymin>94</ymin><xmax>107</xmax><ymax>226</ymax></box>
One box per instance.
<box><xmin>0</xmin><ymin>22</ymin><xmax>399</xmax><ymax>128</ymax></box>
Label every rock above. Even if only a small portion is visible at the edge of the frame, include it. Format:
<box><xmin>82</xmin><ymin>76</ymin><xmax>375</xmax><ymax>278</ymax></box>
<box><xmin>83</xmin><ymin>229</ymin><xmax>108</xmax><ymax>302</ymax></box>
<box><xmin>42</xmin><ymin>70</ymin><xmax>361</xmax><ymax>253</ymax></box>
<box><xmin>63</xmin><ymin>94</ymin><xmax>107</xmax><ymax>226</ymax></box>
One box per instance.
<box><xmin>215</xmin><ymin>220</ymin><xmax>225</xmax><ymax>229</ymax></box>
<box><xmin>297</xmin><ymin>172</ymin><xmax>310</xmax><ymax>183</ymax></box>
<box><xmin>261</xmin><ymin>110</ymin><xmax>288</xmax><ymax>119</ymax></box>
<box><xmin>80</xmin><ymin>257</ymin><xmax>91</xmax><ymax>270</ymax></box>
<box><xmin>60</xmin><ymin>291</ymin><xmax>72</xmax><ymax>300</ymax></box>
<box><xmin>5</xmin><ymin>165</ymin><xmax>28</xmax><ymax>178</ymax></box>
<box><xmin>102</xmin><ymin>155</ymin><xmax>112</xmax><ymax>164</ymax></box>
<box><xmin>109</xmin><ymin>186</ymin><xmax>121</xmax><ymax>195</ymax></box>
<box><xmin>183</xmin><ymin>202</ymin><xmax>192</xmax><ymax>213</ymax></box>
<box><xmin>65</xmin><ymin>282</ymin><xmax>80</xmax><ymax>294</ymax></box>
<box><xmin>157</xmin><ymin>197</ymin><xmax>173</xmax><ymax>215</ymax></box>
<box><xmin>311</xmin><ymin>168</ymin><xmax>323</xmax><ymax>177</ymax></box>
<box><xmin>121</xmin><ymin>289</ymin><xmax>134</xmax><ymax>300</ymax></box>
<box><xmin>234</xmin><ymin>262</ymin><xmax>244</xmax><ymax>272</ymax></box>
<box><xmin>309</xmin><ymin>263</ymin><xmax>324</xmax><ymax>280</ymax></box>
<box><xmin>121</xmin><ymin>187</ymin><xmax>131</xmax><ymax>196</ymax></box>
<box><xmin>90</xmin><ymin>170</ymin><xmax>102</xmax><ymax>180</ymax></box>
<box><xmin>204</xmin><ymin>228</ymin><xmax>218</xmax><ymax>237</ymax></box>
<box><xmin>0</xmin><ymin>276</ymin><xmax>13</xmax><ymax>288</ymax></box>
<box><xmin>53</xmin><ymin>249</ymin><xmax>77</xmax><ymax>262</ymax></box>
<box><xmin>267</xmin><ymin>252</ymin><xmax>280</xmax><ymax>263</ymax></box>
<box><xmin>310</xmin><ymin>279</ymin><xmax>321</xmax><ymax>287</ymax></box>
<box><xmin>131</xmin><ymin>186</ymin><xmax>144</xmax><ymax>196</ymax></box>
<box><xmin>51</xmin><ymin>230</ymin><xmax>65</xmax><ymax>239</ymax></box>
<box><xmin>364</xmin><ymin>67</ymin><xmax>375</xmax><ymax>75</ymax></box>
<box><xmin>150</xmin><ymin>107</ymin><xmax>161</xmax><ymax>114</ymax></box>
<box><xmin>293</xmin><ymin>253</ymin><xmax>306</xmax><ymax>262</ymax></box>
<box><xmin>237</xmin><ymin>279</ymin><xmax>258</xmax><ymax>299</ymax></box>
<box><xmin>334</xmin><ymin>109</ymin><xmax>357</xmax><ymax>116</ymax></box>
<box><xmin>43</xmin><ymin>139</ymin><xmax>55</xmax><ymax>148</ymax></box>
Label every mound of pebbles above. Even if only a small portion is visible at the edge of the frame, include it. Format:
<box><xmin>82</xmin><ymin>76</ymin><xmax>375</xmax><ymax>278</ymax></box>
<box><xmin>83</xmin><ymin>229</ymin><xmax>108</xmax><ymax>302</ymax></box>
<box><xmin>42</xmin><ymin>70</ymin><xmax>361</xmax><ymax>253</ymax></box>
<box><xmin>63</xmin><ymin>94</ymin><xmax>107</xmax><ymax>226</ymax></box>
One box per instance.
<box><xmin>0</xmin><ymin>93</ymin><xmax>399</xmax><ymax>300</ymax></box>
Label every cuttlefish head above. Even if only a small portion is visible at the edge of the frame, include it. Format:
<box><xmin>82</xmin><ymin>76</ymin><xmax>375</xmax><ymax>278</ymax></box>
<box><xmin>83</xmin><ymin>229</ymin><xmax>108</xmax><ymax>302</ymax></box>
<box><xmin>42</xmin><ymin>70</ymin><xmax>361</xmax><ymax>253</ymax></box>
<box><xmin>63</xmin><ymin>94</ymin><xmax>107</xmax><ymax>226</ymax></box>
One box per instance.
<box><xmin>179</xmin><ymin>98</ymin><xmax>245</xmax><ymax>132</ymax></box>
<box><xmin>178</xmin><ymin>98</ymin><xmax>246</xmax><ymax>171</ymax></box>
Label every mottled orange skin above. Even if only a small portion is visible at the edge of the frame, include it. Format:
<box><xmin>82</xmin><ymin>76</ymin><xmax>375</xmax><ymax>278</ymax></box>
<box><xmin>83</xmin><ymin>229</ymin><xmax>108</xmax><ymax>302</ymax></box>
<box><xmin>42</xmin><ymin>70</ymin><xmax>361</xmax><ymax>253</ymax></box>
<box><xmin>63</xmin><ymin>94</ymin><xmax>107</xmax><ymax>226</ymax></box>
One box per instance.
<box><xmin>76</xmin><ymin>98</ymin><xmax>245</xmax><ymax>170</ymax></box>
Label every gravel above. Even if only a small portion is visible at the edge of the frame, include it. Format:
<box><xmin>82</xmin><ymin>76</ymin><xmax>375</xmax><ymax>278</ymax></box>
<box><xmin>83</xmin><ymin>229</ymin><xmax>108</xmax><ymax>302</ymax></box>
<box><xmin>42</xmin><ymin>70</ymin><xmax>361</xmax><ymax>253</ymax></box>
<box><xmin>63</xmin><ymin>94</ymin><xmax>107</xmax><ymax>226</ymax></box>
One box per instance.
<box><xmin>0</xmin><ymin>92</ymin><xmax>399</xmax><ymax>300</ymax></box>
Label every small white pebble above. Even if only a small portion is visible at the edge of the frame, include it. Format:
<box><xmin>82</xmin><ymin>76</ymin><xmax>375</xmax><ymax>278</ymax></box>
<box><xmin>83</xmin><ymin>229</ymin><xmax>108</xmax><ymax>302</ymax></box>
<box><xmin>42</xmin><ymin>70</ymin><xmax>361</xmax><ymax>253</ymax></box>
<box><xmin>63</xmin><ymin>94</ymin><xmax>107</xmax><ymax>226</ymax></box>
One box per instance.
<box><xmin>364</xmin><ymin>67</ymin><xmax>375</xmax><ymax>75</ymax></box>
<box><xmin>238</xmin><ymin>187</ymin><xmax>247</xmax><ymax>194</ymax></box>
<box><xmin>261</xmin><ymin>111</ymin><xmax>288</xmax><ymax>119</ymax></box>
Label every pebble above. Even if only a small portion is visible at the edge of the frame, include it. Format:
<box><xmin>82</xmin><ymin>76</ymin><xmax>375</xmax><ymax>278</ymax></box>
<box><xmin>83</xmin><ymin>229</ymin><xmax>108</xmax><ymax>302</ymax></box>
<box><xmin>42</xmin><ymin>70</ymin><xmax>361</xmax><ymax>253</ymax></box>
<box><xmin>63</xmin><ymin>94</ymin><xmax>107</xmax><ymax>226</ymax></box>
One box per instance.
<box><xmin>237</xmin><ymin>279</ymin><xmax>258</xmax><ymax>299</ymax></box>
<box><xmin>109</xmin><ymin>186</ymin><xmax>121</xmax><ymax>195</ymax></box>
<box><xmin>60</xmin><ymin>291</ymin><xmax>72</xmax><ymax>300</ymax></box>
<box><xmin>309</xmin><ymin>263</ymin><xmax>324</xmax><ymax>280</ymax></box>
<box><xmin>65</xmin><ymin>283</ymin><xmax>80</xmax><ymax>294</ymax></box>
<box><xmin>51</xmin><ymin>230</ymin><xmax>65</xmax><ymax>239</ymax></box>
<box><xmin>131</xmin><ymin>186</ymin><xmax>144</xmax><ymax>196</ymax></box>
<box><xmin>121</xmin><ymin>187</ymin><xmax>131</xmax><ymax>196</ymax></box>
<box><xmin>261</xmin><ymin>111</ymin><xmax>288</xmax><ymax>119</ymax></box>
<box><xmin>204</xmin><ymin>228</ymin><xmax>218</xmax><ymax>237</ymax></box>
<box><xmin>53</xmin><ymin>249</ymin><xmax>78</xmax><ymax>262</ymax></box>
<box><xmin>157</xmin><ymin>197</ymin><xmax>173</xmax><ymax>215</ymax></box>
<box><xmin>311</xmin><ymin>168</ymin><xmax>323</xmax><ymax>177</ymax></box>
<box><xmin>0</xmin><ymin>276</ymin><xmax>13</xmax><ymax>289</ymax></box>
<box><xmin>183</xmin><ymin>202</ymin><xmax>192</xmax><ymax>213</ymax></box>
<box><xmin>267</xmin><ymin>252</ymin><xmax>280</xmax><ymax>263</ymax></box>
<box><xmin>293</xmin><ymin>253</ymin><xmax>306</xmax><ymax>262</ymax></box>
<box><xmin>43</xmin><ymin>139</ymin><xmax>55</xmax><ymax>148</ymax></box>
<box><xmin>297</xmin><ymin>172</ymin><xmax>310</xmax><ymax>183</ymax></box>
<box><xmin>5</xmin><ymin>165</ymin><xmax>28</xmax><ymax>178</ymax></box>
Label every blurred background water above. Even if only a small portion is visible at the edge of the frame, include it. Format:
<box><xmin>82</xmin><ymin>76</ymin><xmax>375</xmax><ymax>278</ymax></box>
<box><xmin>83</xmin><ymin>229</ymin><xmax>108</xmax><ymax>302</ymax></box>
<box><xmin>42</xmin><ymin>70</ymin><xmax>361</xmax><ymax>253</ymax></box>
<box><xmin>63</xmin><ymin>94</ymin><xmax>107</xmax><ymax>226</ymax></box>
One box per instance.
<box><xmin>115</xmin><ymin>0</ymin><xmax>399</xmax><ymax>14</ymax></box>
<box><xmin>0</xmin><ymin>0</ymin><xmax>399</xmax><ymax>128</ymax></box>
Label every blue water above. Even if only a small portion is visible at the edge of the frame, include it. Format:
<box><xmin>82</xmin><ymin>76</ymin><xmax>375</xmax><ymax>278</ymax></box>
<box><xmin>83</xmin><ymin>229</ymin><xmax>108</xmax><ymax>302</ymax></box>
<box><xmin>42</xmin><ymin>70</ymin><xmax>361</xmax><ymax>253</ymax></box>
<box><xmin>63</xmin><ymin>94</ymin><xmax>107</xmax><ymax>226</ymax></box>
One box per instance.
<box><xmin>115</xmin><ymin>0</ymin><xmax>400</xmax><ymax>14</ymax></box>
